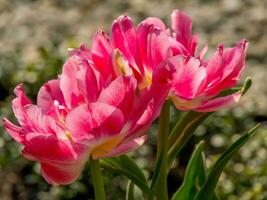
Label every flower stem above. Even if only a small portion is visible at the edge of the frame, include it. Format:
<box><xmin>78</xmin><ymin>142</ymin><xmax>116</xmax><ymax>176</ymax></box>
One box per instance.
<box><xmin>167</xmin><ymin>112</ymin><xmax>211</xmax><ymax>167</ymax></box>
<box><xmin>155</xmin><ymin>100</ymin><xmax>171</xmax><ymax>200</ymax></box>
<box><xmin>90</xmin><ymin>157</ymin><xmax>105</xmax><ymax>200</ymax></box>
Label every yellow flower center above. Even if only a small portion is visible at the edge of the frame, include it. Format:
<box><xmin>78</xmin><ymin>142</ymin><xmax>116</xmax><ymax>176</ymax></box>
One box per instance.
<box><xmin>92</xmin><ymin>136</ymin><xmax>122</xmax><ymax>159</ymax></box>
<box><xmin>113</xmin><ymin>49</ymin><xmax>133</xmax><ymax>76</ymax></box>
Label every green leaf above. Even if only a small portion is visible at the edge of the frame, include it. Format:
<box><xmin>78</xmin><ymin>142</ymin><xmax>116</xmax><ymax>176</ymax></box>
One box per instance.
<box><xmin>216</xmin><ymin>77</ymin><xmax>252</xmax><ymax>98</ymax></box>
<box><xmin>100</xmin><ymin>155</ymin><xmax>149</xmax><ymax>194</ymax></box>
<box><xmin>171</xmin><ymin>141</ymin><xmax>206</xmax><ymax>200</ymax></box>
<box><xmin>194</xmin><ymin>124</ymin><xmax>260</xmax><ymax>200</ymax></box>
<box><xmin>148</xmin><ymin>150</ymin><xmax>164</xmax><ymax>200</ymax></box>
<box><xmin>126</xmin><ymin>181</ymin><xmax>135</xmax><ymax>200</ymax></box>
<box><xmin>167</xmin><ymin>111</ymin><xmax>211</xmax><ymax>167</ymax></box>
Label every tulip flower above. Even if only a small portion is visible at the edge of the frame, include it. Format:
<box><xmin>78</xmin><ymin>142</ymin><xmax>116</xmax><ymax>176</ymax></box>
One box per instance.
<box><xmin>2</xmin><ymin>84</ymin><xmax>90</xmax><ymax>185</ymax></box>
<box><xmin>3</xmin><ymin>13</ymin><xmax>174</xmax><ymax>186</ymax></box>
<box><xmin>139</xmin><ymin>10</ymin><xmax>248</xmax><ymax>112</ymax></box>
<box><xmin>2</xmin><ymin>54</ymin><xmax>144</xmax><ymax>184</ymax></box>
<box><xmin>139</xmin><ymin>9</ymin><xmax>199</xmax><ymax>57</ymax></box>
<box><xmin>169</xmin><ymin>39</ymin><xmax>248</xmax><ymax>112</ymax></box>
<box><xmin>71</xmin><ymin>14</ymin><xmax>173</xmax><ymax>108</ymax></box>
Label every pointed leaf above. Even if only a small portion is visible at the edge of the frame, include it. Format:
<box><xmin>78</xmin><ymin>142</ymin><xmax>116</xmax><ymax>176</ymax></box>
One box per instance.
<box><xmin>148</xmin><ymin>150</ymin><xmax>164</xmax><ymax>200</ymax></box>
<box><xmin>126</xmin><ymin>181</ymin><xmax>135</xmax><ymax>200</ymax></box>
<box><xmin>168</xmin><ymin>111</ymin><xmax>211</xmax><ymax>167</ymax></box>
<box><xmin>194</xmin><ymin>124</ymin><xmax>260</xmax><ymax>200</ymax></box>
<box><xmin>171</xmin><ymin>141</ymin><xmax>206</xmax><ymax>200</ymax></box>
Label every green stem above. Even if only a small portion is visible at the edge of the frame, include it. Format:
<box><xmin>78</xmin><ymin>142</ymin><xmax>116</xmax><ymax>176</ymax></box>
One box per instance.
<box><xmin>167</xmin><ymin>112</ymin><xmax>211</xmax><ymax>167</ymax></box>
<box><xmin>155</xmin><ymin>100</ymin><xmax>171</xmax><ymax>200</ymax></box>
<box><xmin>90</xmin><ymin>157</ymin><xmax>105</xmax><ymax>200</ymax></box>
<box><xmin>168</xmin><ymin>111</ymin><xmax>200</xmax><ymax>148</ymax></box>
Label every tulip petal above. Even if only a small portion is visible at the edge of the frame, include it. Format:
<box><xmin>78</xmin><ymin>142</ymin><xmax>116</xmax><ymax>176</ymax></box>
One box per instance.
<box><xmin>221</xmin><ymin>40</ymin><xmax>248</xmax><ymax>81</ymax></box>
<box><xmin>37</xmin><ymin>79</ymin><xmax>65</xmax><ymax>113</ymax></box>
<box><xmin>22</xmin><ymin>133</ymin><xmax>81</xmax><ymax>162</ymax></box>
<box><xmin>40</xmin><ymin>161</ymin><xmax>86</xmax><ymax>185</ymax></box>
<box><xmin>2</xmin><ymin>118</ymin><xmax>24</xmax><ymax>143</ymax></box>
<box><xmin>170</xmin><ymin>56</ymin><xmax>207</xmax><ymax>99</ymax></box>
<box><xmin>69</xmin><ymin>44</ymin><xmax>92</xmax><ymax>60</ymax></box>
<box><xmin>12</xmin><ymin>84</ymin><xmax>32</xmax><ymax>128</ymax></box>
<box><xmin>111</xmin><ymin>15</ymin><xmax>141</xmax><ymax>72</ymax></box>
<box><xmin>141</xmin><ymin>17</ymin><xmax>166</xmax><ymax>30</ymax></box>
<box><xmin>98</xmin><ymin>76</ymin><xmax>136</xmax><ymax>117</ymax></box>
<box><xmin>171</xmin><ymin>9</ymin><xmax>197</xmax><ymax>55</ymax></box>
<box><xmin>60</xmin><ymin>56</ymin><xmax>88</xmax><ymax>108</ymax></box>
<box><xmin>137</xmin><ymin>23</ymin><xmax>171</xmax><ymax>72</ymax></box>
<box><xmin>91</xmin><ymin>31</ymin><xmax>114</xmax><ymax>77</ymax></box>
<box><xmin>205</xmin><ymin>40</ymin><xmax>248</xmax><ymax>96</ymax></box>
<box><xmin>94</xmin><ymin>135</ymin><xmax>147</xmax><ymax>159</ymax></box>
<box><xmin>195</xmin><ymin>92</ymin><xmax>241</xmax><ymax>112</ymax></box>
<box><xmin>66</xmin><ymin>103</ymin><xmax>124</xmax><ymax>145</ymax></box>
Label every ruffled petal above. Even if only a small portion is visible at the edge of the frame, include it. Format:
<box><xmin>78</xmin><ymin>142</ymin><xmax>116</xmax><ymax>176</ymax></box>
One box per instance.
<box><xmin>2</xmin><ymin>118</ymin><xmax>24</xmax><ymax>143</ymax></box>
<box><xmin>111</xmin><ymin>15</ymin><xmax>141</xmax><ymax>72</ymax></box>
<box><xmin>12</xmin><ymin>84</ymin><xmax>32</xmax><ymax>128</ymax></box>
<box><xmin>65</xmin><ymin>103</ymin><xmax>124</xmax><ymax>145</ymax></box>
<box><xmin>60</xmin><ymin>56</ymin><xmax>86</xmax><ymax>109</ymax></box>
<box><xmin>98</xmin><ymin>76</ymin><xmax>136</xmax><ymax>118</ymax></box>
<box><xmin>195</xmin><ymin>92</ymin><xmax>241</xmax><ymax>112</ymax></box>
<box><xmin>40</xmin><ymin>161</ymin><xmax>86</xmax><ymax>186</ymax></box>
<box><xmin>37</xmin><ymin>79</ymin><xmax>65</xmax><ymax>113</ymax></box>
<box><xmin>171</xmin><ymin>9</ymin><xmax>197</xmax><ymax>55</ymax></box>
<box><xmin>205</xmin><ymin>40</ymin><xmax>248</xmax><ymax>96</ymax></box>
<box><xmin>137</xmin><ymin>22</ymin><xmax>171</xmax><ymax>73</ymax></box>
<box><xmin>141</xmin><ymin>17</ymin><xmax>166</xmax><ymax>30</ymax></box>
<box><xmin>94</xmin><ymin>135</ymin><xmax>147</xmax><ymax>159</ymax></box>
<box><xmin>69</xmin><ymin>44</ymin><xmax>92</xmax><ymax>60</ymax></box>
<box><xmin>91</xmin><ymin>31</ymin><xmax>114</xmax><ymax>78</ymax></box>
<box><xmin>170</xmin><ymin>56</ymin><xmax>207</xmax><ymax>99</ymax></box>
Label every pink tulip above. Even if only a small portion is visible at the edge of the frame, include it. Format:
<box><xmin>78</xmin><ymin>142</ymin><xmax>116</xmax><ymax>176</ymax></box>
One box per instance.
<box><xmin>3</xmin><ymin>17</ymin><xmax>172</xmax><ymax>184</ymax></box>
<box><xmin>139</xmin><ymin>9</ymin><xmax>199</xmax><ymax>57</ymax></box>
<box><xmin>139</xmin><ymin>10</ymin><xmax>248</xmax><ymax>112</ymax></box>
<box><xmin>2</xmin><ymin>84</ymin><xmax>90</xmax><ymax>185</ymax></box>
<box><xmin>169</xmin><ymin>40</ymin><xmax>248</xmax><ymax>112</ymax></box>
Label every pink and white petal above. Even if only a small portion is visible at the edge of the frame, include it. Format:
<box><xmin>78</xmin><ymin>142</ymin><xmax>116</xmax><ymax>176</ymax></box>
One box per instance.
<box><xmin>205</xmin><ymin>40</ymin><xmax>248</xmax><ymax>96</ymax></box>
<box><xmin>111</xmin><ymin>15</ymin><xmax>141</xmax><ymax>71</ymax></box>
<box><xmin>13</xmin><ymin>84</ymin><xmax>31</xmax><ymax>105</ymax></box>
<box><xmin>137</xmin><ymin>23</ymin><xmax>171</xmax><ymax>72</ymax></box>
<box><xmin>221</xmin><ymin>39</ymin><xmax>248</xmax><ymax>81</ymax></box>
<box><xmin>190</xmin><ymin>33</ymin><xmax>198</xmax><ymax>56</ymax></box>
<box><xmin>91</xmin><ymin>31</ymin><xmax>113</xmax><ymax>75</ymax></box>
<box><xmin>171</xmin><ymin>9</ymin><xmax>197</xmax><ymax>55</ymax></box>
<box><xmin>65</xmin><ymin>103</ymin><xmax>125</xmax><ymax>145</ymax></box>
<box><xmin>127</xmin><ymin>99</ymin><xmax>154</xmax><ymax>141</ymax></box>
<box><xmin>84</xmin><ymin>62</ymin><xmax>102</xmax><ymax>102</ymax></box>
<box><xmin>24</xmin><ymin>105</ymin><xmax>58</xmax><ymax>134</ymax></box>
<box><xmin>94</xmin><ymin>135</ymin><xmax>147</xmax><ymax>159</ymax></box>
<box><xmin>37</xmin><ymin>79</ymin><xmax>65</xmax><ymax>113</ymax></box>
<box><xmin>2</xmin><ymin>118</ymin><xmax>24</xmax><ymax>143</ymax></box>
<box><xmin>197</xmin><ymin>45</ymin><xmax>208</xmax><ymax>60</ymax></box>
<box><xmin>170</xmin><ymin>56</ymin><xmax>207</xmax><ymax>99</ymax></box>
<box><xmin>40</xmin><ymin>157</ymin><xmax>87</xmax><ymax>185</ymax></box>
<box><xmin>140</xmin><ymin>17</ymin><xmax>166</xmax><ymax>30</ymax></box>
<box><xmin>12</xmin><ymin>84</ymin><xmax>32</xmax><ymax>127</ymax></box>
<box><xmin>22</xmin><ymin>133</ymin><xmax>86</xmax><ymax>163</ymax></box>
<box><xmin>60</xmin><ymin>57</ymin><xmax>85</xmax><ymax>109</ymax></box>
<box><xmin>195</xmin><ymin>92</ymin><xmax>241</xmax><ymax>112</ymax></box>
<box><xmin>98</xmin><ymin>76</ymin><xmax>136</xmax><ymax>116</ymax></box>
<box><xmin>69</xmin><ymin>44</ymin><xmax>92</xmax><ymax>60</ymax></box>
<box><xmin>169</xmin><ymin>37</ymin><xmax>190</xmax><ymax>56</ymax></box>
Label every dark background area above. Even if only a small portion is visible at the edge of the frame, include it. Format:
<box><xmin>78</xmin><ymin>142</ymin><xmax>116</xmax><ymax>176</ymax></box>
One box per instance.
<box><xmin>0</xmin><ymin>0</ymin><xmax>267</xmax><ymax>199</ymax></box>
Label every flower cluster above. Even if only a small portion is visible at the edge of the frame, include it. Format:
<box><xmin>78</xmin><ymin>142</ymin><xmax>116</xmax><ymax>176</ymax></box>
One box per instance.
<box><xmin>2</xmin><ymin>9</ymin><xmax>247</xmax><ymax>185</ymax></box>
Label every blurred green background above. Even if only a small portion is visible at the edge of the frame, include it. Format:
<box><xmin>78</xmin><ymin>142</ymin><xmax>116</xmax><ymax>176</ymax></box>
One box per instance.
<box><xmin>0</xmin><ymin>0</ymin><xmax>267</xmax><ymax>199</ymax></box>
